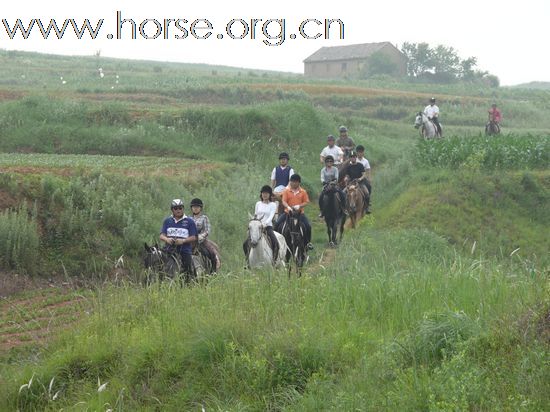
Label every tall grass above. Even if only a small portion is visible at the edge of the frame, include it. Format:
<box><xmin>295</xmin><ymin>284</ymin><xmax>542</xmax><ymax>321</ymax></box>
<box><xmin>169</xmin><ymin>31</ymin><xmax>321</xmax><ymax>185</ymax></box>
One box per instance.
<box><xmin>1</xmin><ymin>228</ymin><xmax>547</xmax><ymax>410</ymax></box>
<box><xmin>0</xmin><ymin>205</ymin><xmax>40</xmax><ymax>275</ymax></box>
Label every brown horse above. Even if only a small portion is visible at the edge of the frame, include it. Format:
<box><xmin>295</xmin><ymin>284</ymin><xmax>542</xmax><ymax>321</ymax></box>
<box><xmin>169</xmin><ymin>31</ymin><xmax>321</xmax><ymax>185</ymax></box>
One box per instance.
<box><xmin>345</xmin><ymin>182</ymin><xmax>366</xmax><ymax>229</ymax></box>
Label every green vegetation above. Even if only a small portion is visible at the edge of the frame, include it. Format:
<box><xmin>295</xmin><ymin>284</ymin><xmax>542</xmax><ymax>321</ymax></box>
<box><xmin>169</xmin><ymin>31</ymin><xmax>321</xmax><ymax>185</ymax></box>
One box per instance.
<box><xmin>0</xmin><ymin>50</ymin><xmax>548</xmax><ymax>411</ymax></box>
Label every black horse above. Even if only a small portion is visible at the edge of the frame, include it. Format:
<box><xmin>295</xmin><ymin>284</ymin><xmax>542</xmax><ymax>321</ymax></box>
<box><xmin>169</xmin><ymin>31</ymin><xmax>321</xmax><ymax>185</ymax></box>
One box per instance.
<box><xmin>143</xmin><ymin>243</ymin><xmax>195</xmax><ymax>285</ymax></box>
<box><xmin>277</xmin><ymin>210</ymin><xmax>308</xmax><ymax>276</ymax></box>
<box><xmin>320</xmin><ymin>181</ymin><xmax>346</xmax><ymax>247</ymax></box>
<box><xmin>485</xmin><ymin>120</ymin><xmax>500</xmax><ymax>136</ymax></box>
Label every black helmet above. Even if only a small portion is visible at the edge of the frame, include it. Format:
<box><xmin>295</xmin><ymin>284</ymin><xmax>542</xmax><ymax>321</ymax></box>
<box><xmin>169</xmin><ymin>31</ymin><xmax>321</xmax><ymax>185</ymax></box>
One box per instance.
<box><xmin>349</xmin><ymin>150</ymin><xmax>357</xmax><ymax>157</ymax></box>
<box><xmin>430</xmin><ymin>97</ymin><xmax>436</xmax><ymax>103</ymax></box>
<box><xmin>327</xmin><ymin>134</ymin><xmax>335</xmax><ymax>141</ymax></box>
<box><xmin>289</xmin><ymin>174</ymin><xmax>301</xmax><ymax>182</ymax></box>
<box><xmin>260</xmin><ymin>185</ymin><xmax>273</xmax><ymax>195</ymax></box>
<box><xmin>171</xmin><ymin>198</ymin><xmax>184</xmax><ymax>208</ymax></box>
<box><xmin>278</xmin><ymin>152</ymin><xmax>289</xmax><ymax>160</ymax></box>
<box><xmin>325</xmin><ymin>155</ymin><xmax>335</xmax><ymax>163</ymax></box>
<box><xmin>339</xmin><ymin>125</ymin><xmax>348</xmax><ymax>132</ymax></box>
<box><xmin>190</xmin><ymin>198</ymin><xmax>203</xmax><ymax>207</ymax></box>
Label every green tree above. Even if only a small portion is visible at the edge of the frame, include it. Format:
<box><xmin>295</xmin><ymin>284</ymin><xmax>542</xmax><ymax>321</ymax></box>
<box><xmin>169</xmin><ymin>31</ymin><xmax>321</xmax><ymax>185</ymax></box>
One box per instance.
<box><xmin>363</xmin><ymin>51</ymin><xmax>399</xmax><ymax>78</ymax></box>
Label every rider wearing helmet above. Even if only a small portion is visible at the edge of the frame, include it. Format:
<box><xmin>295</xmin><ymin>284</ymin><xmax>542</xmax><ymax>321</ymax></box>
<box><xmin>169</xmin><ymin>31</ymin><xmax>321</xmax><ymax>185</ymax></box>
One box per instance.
<box><xmin>274</xmin><ymin>174</ymin><xmax>314</xmax><ymax>250</ymax></box>
<box><xmin>190</xmin><ymin>198</ymin><xmax>220</xmax><ymax>271</ymax></box>
<box><xmin>424</xmin><ymin>97</ymin><xmax>442</xmax><ymax>136</ymax></box>
<box><xmin>318</xmin><ymin>155</ymin><xmax>346</xmax><ymax>218</ymax></box>
<box><xmin>320</xmin><ymin>135</ymin><xmax>344</xmax><ymax>165</ymax></box>
<box><xmin>335</xmin><ymin>125</ymin><xmax>356</xmax><ymax>161</ymax></box>
<box><xmin>271</xmin><ymin>152</ymin><xmax>295</xmax><ymax>197</ymax></box>
<box><xmin>344</xmin><ymin>151</ymin><xmax>371</xmax><ymax>214</ymax></box>
<box><xmin>160</xmin><ymin>198</ymin><xmax>198</xmax><ymax>278</ymax></box>
<box><xmin>243</xmin><ymin>185</ymin><xmax>280</xmax><ymax>264</ymax></box>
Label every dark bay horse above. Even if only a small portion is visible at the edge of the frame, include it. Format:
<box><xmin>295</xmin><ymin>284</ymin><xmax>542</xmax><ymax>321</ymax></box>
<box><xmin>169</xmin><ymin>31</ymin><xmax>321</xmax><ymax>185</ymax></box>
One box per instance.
<box><xmin>278</xmin><ymin>210</ymin><xmax>307</xmax><ymax>276</ymax></box>
<box><xmin>143</xmin><ymin>243</ymin><xmax>196</xmax><ymax>285</ymax></box>
<box><xmin>485</xmin><ymin>120</ymin><xmax>500</xmax><ymax>136</ymax></box>
<box><xmin>320</xmin><ymin>181</ymin><xmax>346</xmax><ymax>247</ymax></box>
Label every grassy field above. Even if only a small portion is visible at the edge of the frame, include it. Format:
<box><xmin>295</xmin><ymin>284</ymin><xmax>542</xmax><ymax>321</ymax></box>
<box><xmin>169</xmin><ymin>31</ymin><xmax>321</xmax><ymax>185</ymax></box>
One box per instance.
<box><xmin>0</xmin><ymin>50</ymin><xmax>548</xmax><ymax>411</ymax></box>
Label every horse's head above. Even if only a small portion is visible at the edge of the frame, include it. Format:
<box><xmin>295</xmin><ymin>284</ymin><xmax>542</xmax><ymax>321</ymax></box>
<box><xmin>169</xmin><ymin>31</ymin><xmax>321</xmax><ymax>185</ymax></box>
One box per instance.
<box><xmin>144</xmin><ymin>242</ymin><xmax>163</xmax><ymax>269</ymax></box>
<box><xmin>248</xmin><ymin>216</ymin><xmax>263</xmax><ymax>247</ymax></box>
<box><xmin>346</xmin><ymin>184</ymin><xmax>358</xmax><ymax>212</ymax></box>
<box><xmin>414</xmin><ymin>112</ymin><xmax>424</xmax><ymax>129</ymax></box>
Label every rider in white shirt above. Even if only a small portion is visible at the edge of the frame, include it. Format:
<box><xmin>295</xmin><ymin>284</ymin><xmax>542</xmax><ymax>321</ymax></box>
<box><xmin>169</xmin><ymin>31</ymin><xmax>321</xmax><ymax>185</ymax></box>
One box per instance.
<box><xmin>424</xmin><ymin>97</ymin><xmax>442</xmax><ymax>136</ymax></box>
<box><xmin>320</xmin><ymin>135</ymin><xmax>344</xmax><ymax>165</ymax></box>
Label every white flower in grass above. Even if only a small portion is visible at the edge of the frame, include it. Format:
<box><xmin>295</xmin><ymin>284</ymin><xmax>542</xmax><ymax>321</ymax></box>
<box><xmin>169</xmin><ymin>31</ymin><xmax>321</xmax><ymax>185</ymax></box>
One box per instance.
<box><xmin>19</xmin><ymin>373</ymin><xmax>35</xmax><ymax>393</ymax></box>
<box><xmin>100</xmin><ymin>72</ymin><xmax>105</xmax><ymax>78</ymax></box>
<box><xmin>62</xmin><ymin>80</ymin><xmax>67</xmax><ymax>84</ymax></box>
<box><xmin>97</xmin><ymin>377</ymin><xmax>108</xmax><ymax>392</ymax></box>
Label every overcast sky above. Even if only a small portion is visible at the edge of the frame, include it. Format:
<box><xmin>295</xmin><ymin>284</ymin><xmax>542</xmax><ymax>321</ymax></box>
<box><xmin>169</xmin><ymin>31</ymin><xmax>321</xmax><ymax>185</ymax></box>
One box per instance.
<box><xmin>1</xmin><ymin>0</ymin><xmax>549</xmax><ymax>85</ymax></box>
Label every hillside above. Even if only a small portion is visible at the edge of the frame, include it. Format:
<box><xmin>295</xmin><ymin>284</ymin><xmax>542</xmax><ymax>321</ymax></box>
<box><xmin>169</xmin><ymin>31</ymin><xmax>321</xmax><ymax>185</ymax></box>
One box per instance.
<box><xmin>0</xmin><ymin>50</ymin><xmax>549</xmax><ymax>411</ymax></box>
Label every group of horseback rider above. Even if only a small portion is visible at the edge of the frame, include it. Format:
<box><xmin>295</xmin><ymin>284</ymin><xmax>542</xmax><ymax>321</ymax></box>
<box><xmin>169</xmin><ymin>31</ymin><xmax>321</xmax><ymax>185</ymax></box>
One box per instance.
<box><xmin>243</xmin><ymin>125</ymin><xmax>373</xmax><ymax>261</ymax></box>
<box><xmin>422</xmin><ymin>97</ymin><xmax>502</xmax><ymax>137</ymax></box>
<box><xmin>159</xmin><ymin>197</ymin><xmax>221</xmax><ymax>279</ymax></box>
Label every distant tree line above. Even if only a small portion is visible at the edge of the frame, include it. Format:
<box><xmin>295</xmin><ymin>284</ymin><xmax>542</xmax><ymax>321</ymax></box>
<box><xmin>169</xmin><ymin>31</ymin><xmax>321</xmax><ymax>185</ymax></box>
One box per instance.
<box><xmin>363</xmin><ymin>42</ymin><xmax>499</xmax><ymax>87</ymax></box>
<box><xmin>400</xmin><ymin>42</ymin><xmax>499</xmax><ymax>87</ymax></box>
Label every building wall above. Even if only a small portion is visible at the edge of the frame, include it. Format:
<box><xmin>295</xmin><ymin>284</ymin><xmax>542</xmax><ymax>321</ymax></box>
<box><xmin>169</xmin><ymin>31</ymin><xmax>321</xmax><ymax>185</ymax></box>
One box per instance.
<box><xmin>304</xmin><ymin>45</ymin><xmax>407</xmax><ymax>78</ymax></box>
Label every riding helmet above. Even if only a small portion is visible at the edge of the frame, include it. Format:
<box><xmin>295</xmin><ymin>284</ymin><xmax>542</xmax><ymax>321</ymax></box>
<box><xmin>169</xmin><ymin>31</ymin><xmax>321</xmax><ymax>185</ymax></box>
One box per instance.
<box><xmin>260</xmin><ymin>185</ymin><xmax>273</xmax><ymax>195</ymax></box>
<box><xmin>324</xmin><ymin>155</ymin><xmax>334</xmax><ymax>163</ymax></box>
<box><xmin>349</xmin><ymin>151</ymin><xmax>357</xmax><ymax>157</ymax></box>
<box><xmin>327</xmin><ymin>134</ymin><xmax>335</xmax><ymax>141</ymax></box>
<box><xmin>171</xmin><ymin>198</ymin><xmax>184</xmax><ymax>208</ymax></box>
<box><xmin>278</xmin><ymin>152</ymin><xmax>289</xmax><ymax>160</ymax></box>
<box><xmin>190</xmin><ymin>198</ymin><xmax>203</xmax><ymax>208</ymax></box>
<box><xmin>339</xmin><ymin>125</ymin><xmax>348</xmax><ymax>132</ymax></box>
<box><xmin>430</xmin><ymin>97</ymin><xmax>436</xmax><ymax>103</ymax></box>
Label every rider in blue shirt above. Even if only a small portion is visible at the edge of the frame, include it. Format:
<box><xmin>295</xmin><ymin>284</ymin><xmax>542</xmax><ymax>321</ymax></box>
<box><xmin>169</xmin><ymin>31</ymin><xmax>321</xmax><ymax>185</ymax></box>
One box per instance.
<box><xmin>160</xmin><ymin>199</ymin><xmax>198</xmax><ymax>279</ymax></box>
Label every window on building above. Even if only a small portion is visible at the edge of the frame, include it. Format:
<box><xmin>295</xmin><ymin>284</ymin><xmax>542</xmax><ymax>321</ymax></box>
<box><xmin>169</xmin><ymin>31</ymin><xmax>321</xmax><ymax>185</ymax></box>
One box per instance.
<box><xmin>341</xmin><ymin>62</ymin><xmax>347</xmax><ymax>72</ymax></box>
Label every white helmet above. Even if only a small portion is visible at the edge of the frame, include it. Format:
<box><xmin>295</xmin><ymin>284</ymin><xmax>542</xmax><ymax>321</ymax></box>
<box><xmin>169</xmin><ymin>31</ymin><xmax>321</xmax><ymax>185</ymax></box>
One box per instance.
<box><xmin>171</xmin><ymin>199</ymin><xmax>184</xmax><ymax>208</ymax></box>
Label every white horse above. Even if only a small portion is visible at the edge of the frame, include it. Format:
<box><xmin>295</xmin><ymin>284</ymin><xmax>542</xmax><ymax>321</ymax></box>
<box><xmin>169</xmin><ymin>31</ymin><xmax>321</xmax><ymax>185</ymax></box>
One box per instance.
<box><xmin>246</xmin><ymin>215</ymin><xmax>288</xmax><ymax>269</ymax></box>
<box><xmin>414</xmin><ymin>112</ymin><xmax>441</xmax><ymax>139</ymax></box>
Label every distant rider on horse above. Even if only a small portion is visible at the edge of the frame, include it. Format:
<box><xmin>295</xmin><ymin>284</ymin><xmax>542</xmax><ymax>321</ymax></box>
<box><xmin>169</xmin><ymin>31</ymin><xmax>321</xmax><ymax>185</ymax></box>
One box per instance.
<box><xmin>190</xmin><ymin>198</ymin><xmax>221</xmax><ymax>271</ymax></box>
<box><xmin>320</xmin><ymin>135</ymin><xmax>344</xmax><ymax>166</ymax></box>
<box><xmin>344</xmin><ymin>151</ymin><xmax>371</xmax><ymax>214</ymax></box>
<box><xmin>318</xmin><ymin>155</ymin><xmax>346</xmax><ymax>218</ymax></box>
<box><xmin>335</xmin><ymin>125</ymin><xmax>356</xmax><ymax>161</ymax></box>
<box><xmin>487</xmin><ymin>103</ymin><xmax>502</xmax><ymax>132</ymax></box>
<box><xmin>275</xmin><ymin>174</ymin><xmax>314</xmax><ymax>250</ymax></box>
<box><xmin>424</xmin><ymin>97</ymin><xmax>442</xmax><ymax>137</ymax></box>
<box><xmin>159</xmin><ymin>199</ymin><xmax>198</xmax><ymax>278</ymax></box>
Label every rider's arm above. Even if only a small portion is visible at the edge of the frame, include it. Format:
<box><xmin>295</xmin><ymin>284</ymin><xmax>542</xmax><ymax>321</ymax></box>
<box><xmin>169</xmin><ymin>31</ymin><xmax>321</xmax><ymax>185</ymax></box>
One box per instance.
<box><xmin>198</xmin><ymin>216</ymin><xmax>210</xmax><ymax>242</ymax></box>
<box><xmin>270</xmin><ymin>167</ymin><xmax>276</xmax><ymax>188</ymax></box>
<box><xmin>160</xmin><ymin>233</ymin><xmax>174</xmax><ymax>245</ymax></box>
<box><xmin>320</xmin><ymin>168</ymin><xmax>326</xmax><ymax>184</ymax></box>
<box><xmin>338</xmin><ymin>148</ymin><xmax>344</xmax><ymax>163</ymax></box>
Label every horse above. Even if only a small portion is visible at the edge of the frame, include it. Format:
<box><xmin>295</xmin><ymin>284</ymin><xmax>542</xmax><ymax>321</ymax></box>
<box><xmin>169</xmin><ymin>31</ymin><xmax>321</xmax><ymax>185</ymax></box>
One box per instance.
<box><xmin>245</xmin><ymin>215</ymin><xmax>287</xmax><ymax>269</ymax></box>
<box><xmin>193</xmin><ymin>241</ymin><xmax>221</xmax><ymax>277</ymax></box>
<box><xmin>143</xmin><ymin>242</ymin><xmax>200</xmax><ymax>285</ymax></box>
<box><xmin>278</xmin><ymin>210</ymin><xmax>308</xmax><ymax>276</ymax></box>
<box><xmin>485</xmin><ymin>120</ymin><xmax>500</xmax><ymax>136</ymax></box>
<box><xmin>414</xmin><ymin>112</ymin><xmax>441</xmax><ymax>139</ymax></box>
<box><xmin>320</xmin><ymin>181</ymin><xmax>346</xmax><ymax>247</ymax></box>
<box><xmin>345</xmin><ymin>180</ymin><xmax>366</xmax><ymax>229</ymax></box>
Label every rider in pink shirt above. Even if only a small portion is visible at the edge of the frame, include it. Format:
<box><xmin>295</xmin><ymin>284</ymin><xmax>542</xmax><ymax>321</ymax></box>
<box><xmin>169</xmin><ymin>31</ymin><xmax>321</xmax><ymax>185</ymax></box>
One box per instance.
<box><xmin>488</xmin><ymin>104</ymin><xmax>502</xmax><ymax>124</ymax></box>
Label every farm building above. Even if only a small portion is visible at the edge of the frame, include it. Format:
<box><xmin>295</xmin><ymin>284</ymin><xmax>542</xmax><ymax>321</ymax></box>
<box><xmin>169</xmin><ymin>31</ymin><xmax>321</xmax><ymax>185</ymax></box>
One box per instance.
<box><xmin>304</xmin><ymin>42</ymin><xmax>407</xmax><ymax>79</ymax></box>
